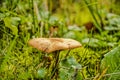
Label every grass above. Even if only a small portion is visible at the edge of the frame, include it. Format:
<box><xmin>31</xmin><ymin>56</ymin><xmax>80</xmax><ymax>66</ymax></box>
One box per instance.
<box><xmin>0</xmin><ymin>0</ymin><xmax>120</xmax><ymax>80</ymax></box>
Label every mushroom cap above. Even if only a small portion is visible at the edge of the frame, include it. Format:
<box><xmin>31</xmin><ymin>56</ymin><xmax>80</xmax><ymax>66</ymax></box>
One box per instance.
<box><xmin>28</xmin><ymin>38</ymin><xmax>82</xmax><ymax>53</ymax></box>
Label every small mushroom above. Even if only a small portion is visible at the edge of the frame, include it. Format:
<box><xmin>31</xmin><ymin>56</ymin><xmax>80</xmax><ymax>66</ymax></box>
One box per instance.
<box><xmin>28</xmin><ymin>38</ymin><xmax>82</xmax><ymax>53</ymax></box>
<box><xmin>28</xmin><ymin>38</ymin><xmax>82</xmax><ymax>79</ymax></box>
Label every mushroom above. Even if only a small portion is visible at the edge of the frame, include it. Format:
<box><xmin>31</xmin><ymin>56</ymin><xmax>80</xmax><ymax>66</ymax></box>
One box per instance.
<box><xmin>28</xmin><ymin>38</ymin><xmax>82</xmax><ymax>79</ymax></box>
<box><xmin>28</xmin><ymin>38</ymin><xmax>82</xmax><ymax>53</ymax></box>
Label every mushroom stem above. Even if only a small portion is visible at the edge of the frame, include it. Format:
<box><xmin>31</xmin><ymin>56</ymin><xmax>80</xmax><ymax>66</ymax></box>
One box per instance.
<box><xmin>50</xmin><ymin>51</ymin><xmax>60</xmax><ymax>79</ymax></box>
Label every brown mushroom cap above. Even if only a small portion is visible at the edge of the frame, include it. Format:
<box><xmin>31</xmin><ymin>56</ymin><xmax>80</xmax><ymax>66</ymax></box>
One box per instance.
<box><xmin>28</xmin><ymin>38</ymin><xmax>82</xmax><ymax>53</ymax></box>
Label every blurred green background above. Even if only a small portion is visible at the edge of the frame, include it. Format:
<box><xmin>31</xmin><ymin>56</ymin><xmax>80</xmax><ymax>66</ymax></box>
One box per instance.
<box><xmin>0</xmin><ymin>0</ymin><xmax>120</xmax><ymax>80</ymax></box>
